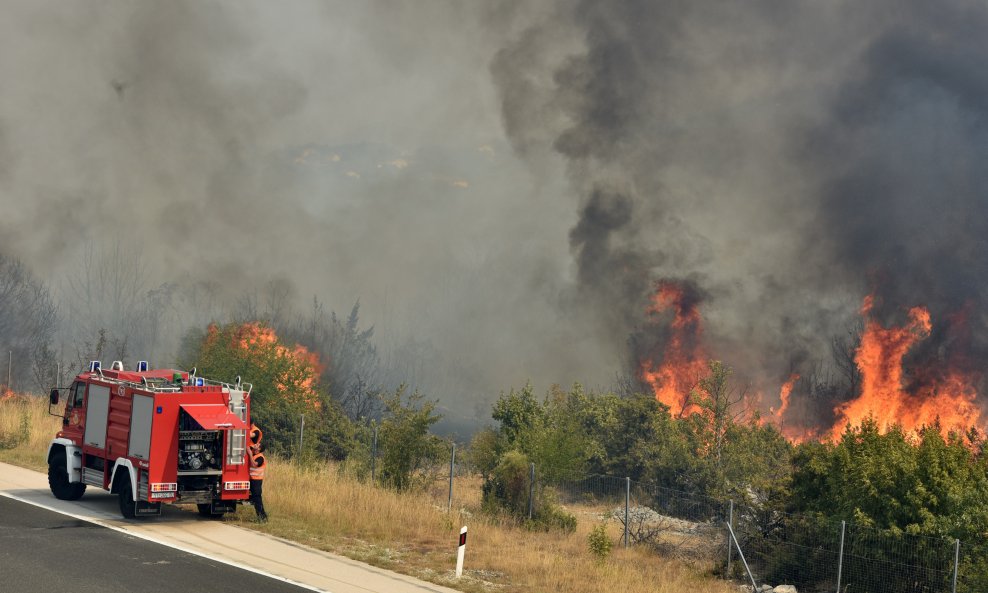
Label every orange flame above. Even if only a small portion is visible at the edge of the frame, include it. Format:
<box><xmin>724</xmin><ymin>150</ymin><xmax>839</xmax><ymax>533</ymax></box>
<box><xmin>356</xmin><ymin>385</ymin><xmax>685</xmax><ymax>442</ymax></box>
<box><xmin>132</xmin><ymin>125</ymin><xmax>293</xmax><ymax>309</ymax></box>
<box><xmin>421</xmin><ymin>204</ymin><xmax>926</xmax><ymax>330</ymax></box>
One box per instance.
<box><xmin>783</xmin><ymin>426</ymin><xmax>818</xmax><ymax>444</ymax></box>
<box><xmin>829</xmin><ymin>297</ymin><xmax>982</xmax><ymax>440</ymax></box>
<box><xmin>213</xmin><ymin>322</ymin><xmax>324</xmax><ymax>410</ymax></box>
<box><xmin>775</xmin><ymin>374</ymin><xmax>800</xmax><ymax>420</ymax></box>
<box><xmin>772</xmin><ymin>374</ymin><xmax>820</xmax><ymax>443</ymax></box>
<box><xmin>640</xmin><ymin>282</ymin><xmax>708</xmax><ymax>416</ymax></box>
<box><xmin>0</xmin><ymin>388</ymin><xmax>22</xmax><ymax>403</ymax></box>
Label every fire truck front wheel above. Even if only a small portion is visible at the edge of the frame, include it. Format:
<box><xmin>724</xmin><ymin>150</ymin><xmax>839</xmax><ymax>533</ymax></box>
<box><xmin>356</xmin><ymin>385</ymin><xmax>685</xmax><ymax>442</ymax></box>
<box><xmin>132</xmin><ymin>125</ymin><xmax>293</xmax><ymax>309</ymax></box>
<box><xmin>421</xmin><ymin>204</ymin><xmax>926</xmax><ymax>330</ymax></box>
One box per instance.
<box><xmin>47</xmin><ymin>450</ymin><xmax>86</xmax><ymax>501</ymax></box>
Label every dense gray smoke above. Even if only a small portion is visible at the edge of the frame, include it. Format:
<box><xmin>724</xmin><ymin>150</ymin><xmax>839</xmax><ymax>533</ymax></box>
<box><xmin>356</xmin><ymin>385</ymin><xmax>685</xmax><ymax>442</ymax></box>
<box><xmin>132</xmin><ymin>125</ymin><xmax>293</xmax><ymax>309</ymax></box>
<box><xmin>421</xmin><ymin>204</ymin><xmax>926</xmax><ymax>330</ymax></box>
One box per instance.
<box><xmin>810</xmin><ymin>7</ymin><xmax>988</xmax><ymax>391</ymax></box>
<box><xmin>0</xmin><ymin>1</ymin><xmax>609</xmax><ymax>426</ymax></box>
<box><xmin>492</xmin><ymin>0</ymin><xmax>988</xmax><ymax>417</ymax></box>
<box><xmin>4</xmin><ymin>1</ymin><xmax>988</xmax><ymax>429</ymax></box>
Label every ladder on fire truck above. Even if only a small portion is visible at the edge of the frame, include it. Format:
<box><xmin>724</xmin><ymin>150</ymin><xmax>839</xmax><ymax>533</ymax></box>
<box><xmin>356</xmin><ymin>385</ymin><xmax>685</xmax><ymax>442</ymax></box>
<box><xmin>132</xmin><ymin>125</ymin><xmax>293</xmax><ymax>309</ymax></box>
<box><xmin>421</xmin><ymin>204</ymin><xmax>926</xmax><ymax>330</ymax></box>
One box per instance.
<box><xmin>87</xmin><ymin>360</ymin><xmax>253</xmax><ymax>395</ymax></box>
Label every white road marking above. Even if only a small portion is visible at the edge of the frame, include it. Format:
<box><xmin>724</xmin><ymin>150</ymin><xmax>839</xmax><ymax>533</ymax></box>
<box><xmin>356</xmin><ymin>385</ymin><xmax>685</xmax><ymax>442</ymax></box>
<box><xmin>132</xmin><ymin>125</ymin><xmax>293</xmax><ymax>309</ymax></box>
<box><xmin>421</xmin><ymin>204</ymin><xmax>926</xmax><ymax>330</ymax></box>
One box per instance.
<box><xmin>0</xmin><ymin>491</ymin><xmax>331</xmax><ymax>593</ymax></box>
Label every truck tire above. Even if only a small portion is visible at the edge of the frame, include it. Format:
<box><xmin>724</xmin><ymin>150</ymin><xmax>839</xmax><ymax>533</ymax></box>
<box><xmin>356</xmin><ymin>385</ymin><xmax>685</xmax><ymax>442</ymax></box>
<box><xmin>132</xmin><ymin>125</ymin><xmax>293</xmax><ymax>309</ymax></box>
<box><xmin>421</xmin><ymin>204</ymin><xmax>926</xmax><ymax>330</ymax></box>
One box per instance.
<box><xmin>197</xmin><ymin>503</ymin><xmax>225</xmax><ymax>518</ymax></box>
<box><xmin>48</xmin><ymin>450</ymin><xmax>86</xmax><ymax>501</ymax></box>
<box><xmin>118</xmin><ymin>479</ymin><xmax>137</xmax><ymax>519</ymax></box>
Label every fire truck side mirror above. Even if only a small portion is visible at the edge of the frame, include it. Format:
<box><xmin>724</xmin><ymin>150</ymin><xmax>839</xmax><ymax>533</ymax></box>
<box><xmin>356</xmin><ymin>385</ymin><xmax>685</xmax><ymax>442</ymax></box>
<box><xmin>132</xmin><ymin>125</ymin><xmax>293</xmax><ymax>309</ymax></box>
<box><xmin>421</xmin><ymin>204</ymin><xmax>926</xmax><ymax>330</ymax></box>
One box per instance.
<box><xmin>49</xmin><ymin>389</ymin><xmax>60</xmax><ymax>405</ymax></box>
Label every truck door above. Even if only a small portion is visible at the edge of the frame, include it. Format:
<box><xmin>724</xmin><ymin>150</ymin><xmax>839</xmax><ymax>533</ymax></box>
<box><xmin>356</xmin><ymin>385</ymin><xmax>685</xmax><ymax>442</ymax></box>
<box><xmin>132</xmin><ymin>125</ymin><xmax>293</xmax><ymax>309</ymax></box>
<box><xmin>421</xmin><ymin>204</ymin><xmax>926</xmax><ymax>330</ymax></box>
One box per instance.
<box><xmin>80</xmin><ymin>383</ymin><xmax>111</xmax><ymax>487</ymax></box>
<box><xmin>62</xmin><ymin>381</ymin><xmax>87</xmax><ymax>438</ymax></box>
<box><xmin>83</xmin><ymin>384</ymin><xmax>110</xmax><ymax>450</ymax></box>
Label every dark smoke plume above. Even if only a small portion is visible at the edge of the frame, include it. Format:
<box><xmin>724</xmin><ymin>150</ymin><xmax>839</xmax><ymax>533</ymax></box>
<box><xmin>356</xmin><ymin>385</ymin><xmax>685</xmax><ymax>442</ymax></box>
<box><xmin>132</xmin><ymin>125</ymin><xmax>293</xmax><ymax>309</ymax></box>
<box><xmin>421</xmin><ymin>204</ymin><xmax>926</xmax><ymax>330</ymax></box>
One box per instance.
<box><xmin>568</xmin><ymin>185</ymin><xmax>656</xmax><ymax>332</ymax></box>
<box><xmin>493</xmin><ymin>0</ymin><xmax>988</xmax><ymax>417</ymax></box>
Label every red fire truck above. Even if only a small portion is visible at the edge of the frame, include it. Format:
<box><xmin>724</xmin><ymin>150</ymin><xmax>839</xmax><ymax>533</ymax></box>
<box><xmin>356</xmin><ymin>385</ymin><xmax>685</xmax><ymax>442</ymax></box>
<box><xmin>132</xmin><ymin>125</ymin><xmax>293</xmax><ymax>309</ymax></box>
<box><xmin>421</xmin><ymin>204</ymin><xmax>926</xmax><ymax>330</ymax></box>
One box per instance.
<box><xmin>47</xmin><ymin>361</ymin><xmax>253</xmax><ymax>519</ymax></box>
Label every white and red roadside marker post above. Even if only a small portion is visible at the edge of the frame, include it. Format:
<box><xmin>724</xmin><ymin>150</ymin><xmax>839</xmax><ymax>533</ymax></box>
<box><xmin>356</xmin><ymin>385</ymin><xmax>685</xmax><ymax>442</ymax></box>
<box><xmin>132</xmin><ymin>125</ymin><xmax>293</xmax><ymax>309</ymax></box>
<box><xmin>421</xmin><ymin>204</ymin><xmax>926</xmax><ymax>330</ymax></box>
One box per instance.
<box><xmin>455</xmin><ymin>526</ymin><xmax>467</xmax><ymax>578</ymax></box>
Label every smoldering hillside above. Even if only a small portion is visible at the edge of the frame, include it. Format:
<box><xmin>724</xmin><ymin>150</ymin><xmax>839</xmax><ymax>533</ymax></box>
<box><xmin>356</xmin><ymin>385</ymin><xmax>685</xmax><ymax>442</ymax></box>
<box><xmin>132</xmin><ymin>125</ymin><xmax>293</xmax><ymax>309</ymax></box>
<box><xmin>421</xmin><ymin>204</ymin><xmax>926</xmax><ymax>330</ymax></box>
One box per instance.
<box><xmin>2</xmin><ymin>1</ymin><xmax>988</xmax><ymax>429</ymax></box>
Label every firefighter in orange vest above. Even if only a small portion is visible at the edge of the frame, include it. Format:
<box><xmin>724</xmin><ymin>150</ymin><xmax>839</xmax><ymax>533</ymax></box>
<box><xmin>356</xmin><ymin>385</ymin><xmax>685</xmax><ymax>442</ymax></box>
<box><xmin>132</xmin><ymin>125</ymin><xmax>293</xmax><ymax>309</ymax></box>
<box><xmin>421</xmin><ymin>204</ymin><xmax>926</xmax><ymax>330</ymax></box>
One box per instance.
<box><xmin>247</xmin><ymin>440</ymin><xmax>268</xmax><ymax>522</ymax></box>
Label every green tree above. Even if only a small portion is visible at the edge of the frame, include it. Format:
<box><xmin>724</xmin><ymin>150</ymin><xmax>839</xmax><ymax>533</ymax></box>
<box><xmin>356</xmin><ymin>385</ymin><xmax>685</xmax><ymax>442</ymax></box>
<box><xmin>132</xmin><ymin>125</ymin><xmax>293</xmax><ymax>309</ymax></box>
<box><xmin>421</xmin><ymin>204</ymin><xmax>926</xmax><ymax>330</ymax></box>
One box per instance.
<box><xmin>792</xmin><ymin>419</ymin><xmax>988</xmax><ymax>541</ymax></box>
<box><xmin>788</xmin><ymin>420</ymin><xmax>988</xmax><ymax>592</ymax></box>
<box><xmin>669</xmin><ymin>360</ymin><xmax>793</xmax><ymax>500</ymax></box>
<box><xmin>491</xmin><ymin>383</ymin><xmax>545</xmax><ymax>449</ymax></box>
<box><xmin>485</xmin><ymin>384</ymin><xmax>590</xmax><ymax>484</ymax></box>
<box><xmin>572</xmin><ymin>390</ymin><xmax>690</xmax><ymax>484</ymax></box>
<box><xmin>528</xmin><ymin>384</ymin><xmax>591</xmax><ymax>483</ymax></box>
<box><xmin>792</xmin><ymin>419</ymin><xmax>918</xmax><ymax>528</ymax></box>
<box><xmin>376</xmin><ymin>385</ymin><xmax>445</xmax><ymax>491</ymax></box>
<box><xmin>689</xmin><ymin>360</ymin><xmax>746</xmax><ymax>468</ymax></box>
<box><xmin>467</xmin><ymin>426</ymin><xmax>501</xmax><ymax>480</ymax></box>
<box><xmin>480</xmin><ymin>384</ymin><xmax>586</xmax><ymax>530</ymax></box>
<box><xmin>714</xmin><ymin>421</ymin><xmax>792</xmax><ymax>506</ymax></box>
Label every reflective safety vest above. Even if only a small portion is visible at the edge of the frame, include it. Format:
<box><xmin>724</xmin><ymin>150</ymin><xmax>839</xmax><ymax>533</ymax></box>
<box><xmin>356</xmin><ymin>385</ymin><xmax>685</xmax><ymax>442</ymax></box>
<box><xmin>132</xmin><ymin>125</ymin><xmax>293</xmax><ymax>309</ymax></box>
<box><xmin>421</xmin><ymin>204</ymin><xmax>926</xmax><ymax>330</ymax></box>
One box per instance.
<box><xmin>249</xmin><ymin>453</ymin><xmax>266</xmax><ymax>480</ymax></box>
<box><xmin>250</xmin><ymin>424</ymin><xmax>263</xmax><ymax>446</ymax></box>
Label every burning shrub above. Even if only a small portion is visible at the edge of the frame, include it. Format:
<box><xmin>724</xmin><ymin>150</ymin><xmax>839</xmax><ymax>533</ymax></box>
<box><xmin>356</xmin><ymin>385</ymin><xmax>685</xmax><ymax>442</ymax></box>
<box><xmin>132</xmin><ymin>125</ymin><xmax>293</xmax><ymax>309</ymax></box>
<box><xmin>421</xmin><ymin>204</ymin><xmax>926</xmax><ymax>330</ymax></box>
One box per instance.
<box><xmin>182</xmin><ymin>321</ymin><xmax>353</xmax><ymax>457</ymax></box>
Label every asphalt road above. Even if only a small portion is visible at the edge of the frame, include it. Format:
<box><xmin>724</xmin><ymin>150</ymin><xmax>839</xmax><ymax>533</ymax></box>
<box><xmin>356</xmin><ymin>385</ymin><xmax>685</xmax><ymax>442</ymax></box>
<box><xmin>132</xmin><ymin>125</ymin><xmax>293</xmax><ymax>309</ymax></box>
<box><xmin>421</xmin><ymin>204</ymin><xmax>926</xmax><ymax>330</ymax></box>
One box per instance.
<box><xmin>0</xmin><ymin>462</ymin><xmax>463</xmax><ymax>593</ymax></box>
<box><xmin>0</xmin><ymin>496</ymin><xmax>310</xmax><ymax>593</ymax></box>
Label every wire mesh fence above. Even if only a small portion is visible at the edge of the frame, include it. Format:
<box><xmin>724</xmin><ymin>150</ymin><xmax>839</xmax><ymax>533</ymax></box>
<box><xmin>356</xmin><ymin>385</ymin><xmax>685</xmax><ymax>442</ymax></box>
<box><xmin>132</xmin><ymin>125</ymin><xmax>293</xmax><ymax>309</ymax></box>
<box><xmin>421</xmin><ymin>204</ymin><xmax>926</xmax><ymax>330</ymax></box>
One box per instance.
<box><xmin>841</xmin><ymin>524</ymin><xmax>956</xmax><ymax>593</ymax></box>
<box><xmin>732</xmin><ymin>508</ymin><xmax>843</xmax><ymax>592</ymax></box>
<box><xmin>340</xmin><ymin>438</ymin><xmax>973</xmax><ymax>593</ymax></box>
<box><xmin>548</xmin><ymin>473</ymin><xmax>966</xmax><ymax>593</ymax></box>
<box><xmin>956</xmin><ymin>541</ymin><xmax>988</xmax><ymax>593</ymax></box>
<box><xmin>555</xmin><ymin>476</ymin><xmax>731</xmax><ymax>568</ymax></box>
<box><xmin>345</xmin><ymin>426</ymin><xmax>465</xmax><ymax>510</ymax></box>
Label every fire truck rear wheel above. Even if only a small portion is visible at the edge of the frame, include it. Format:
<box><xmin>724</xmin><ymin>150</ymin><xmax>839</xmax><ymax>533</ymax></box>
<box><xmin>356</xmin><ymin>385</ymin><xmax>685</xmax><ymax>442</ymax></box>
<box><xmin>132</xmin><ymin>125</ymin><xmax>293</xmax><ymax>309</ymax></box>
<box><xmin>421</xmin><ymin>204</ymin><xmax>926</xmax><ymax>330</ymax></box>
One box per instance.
<box><xmin>48</xmin><ymin>451</ymin><xmax>86</xmax><ymax>501</ymax></box>
<box><xmin>118</xmin><ymin>480</ymin><xmax>137</xmax><ymax>519</ymax></box>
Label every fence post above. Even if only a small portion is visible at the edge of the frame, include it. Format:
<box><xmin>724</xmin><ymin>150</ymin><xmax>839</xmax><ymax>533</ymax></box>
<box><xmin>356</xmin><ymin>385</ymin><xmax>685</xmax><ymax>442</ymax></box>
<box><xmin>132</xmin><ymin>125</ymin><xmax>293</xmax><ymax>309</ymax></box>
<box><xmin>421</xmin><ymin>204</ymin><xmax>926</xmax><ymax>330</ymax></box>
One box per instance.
<box><xmin>371</xmin><ymin>425</ymin><xmax>378</xmax><ymax>484</ymax></box>
<box><xmin>836</xmin><ymin>520</ymin><xmax>846</xmax><ymax>593</ymax></box>
<box><xmin>527</xmin><ymin>463</ymin><xmax>535</xmax><ymax>520</ymax></box>
<box><xmin>726</xmin><ymin>520</ymin><xmax>758</xmax><ymax>591</ymax></box>
<box><xmin>624</xmin><ymin>477</ymin><xmax>630</xmax><ymax>548</ymax></box>
<box><xmin>447</xmin><ymin>443</ymin><xmax>456</xmax><ymax>512</ymax></box>
<box><xmin>298</xmin><ymin>413</ymin><xmax>305</xmax><ymax>456</ymax></box>
<box><xmin>727</xmin><ymin>499</ymin><xmax>734</xmax><ymax>576</ymax></box>
<box><xmin>953</xmin><ymin>539</ymin><xmax>960</xmax><ymax>593</ymax></box>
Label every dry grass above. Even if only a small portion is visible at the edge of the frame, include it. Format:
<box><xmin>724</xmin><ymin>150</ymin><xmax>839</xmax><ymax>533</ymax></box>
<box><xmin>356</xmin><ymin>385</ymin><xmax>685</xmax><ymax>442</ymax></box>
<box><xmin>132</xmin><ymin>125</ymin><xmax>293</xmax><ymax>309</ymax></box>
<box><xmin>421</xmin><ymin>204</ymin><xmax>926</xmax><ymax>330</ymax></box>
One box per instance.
<box><xmin>1</xmin><ymin>397</ymin><xmax>737</xmax><ymax>593</ymax></box>
<box><xmin>0</xmin><ymin>394</ymin><xmax>62</xmax><ymax>471</ymax></box>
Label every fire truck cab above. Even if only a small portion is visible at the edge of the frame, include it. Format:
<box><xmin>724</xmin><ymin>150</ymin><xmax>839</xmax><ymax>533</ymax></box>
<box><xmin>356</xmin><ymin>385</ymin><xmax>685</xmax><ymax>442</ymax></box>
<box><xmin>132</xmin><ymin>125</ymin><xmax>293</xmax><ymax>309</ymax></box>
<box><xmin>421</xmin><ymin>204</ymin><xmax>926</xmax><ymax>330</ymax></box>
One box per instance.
<box><xmin>46</xmin><ymin>361</ymin><xmax>253</xmax><ymax>519</ymax></box>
